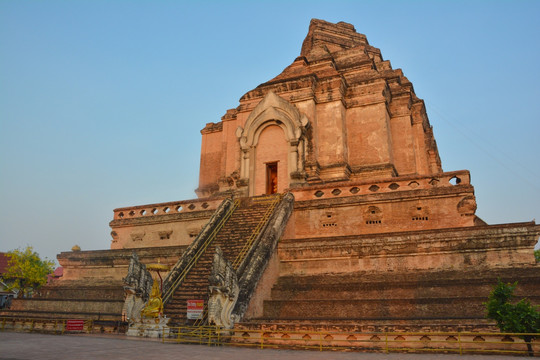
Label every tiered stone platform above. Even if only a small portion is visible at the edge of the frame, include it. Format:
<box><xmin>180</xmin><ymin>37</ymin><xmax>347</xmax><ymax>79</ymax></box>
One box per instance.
<box><xmin>260</xmin><ymin>268</ymin><xmax>540</xmax><ymax>325</ymax></box>
<box><xmin>4</xmin><ymin>280</ymin><xmax>124</xmax><ymax>322</ymax></box>
<box><xmin>243</xmin><ymin>221</ymin><xmax>540</xmax><ymax>331</ymax></box>
<box><xmin>0</xmin><ymin>245</ymin><xmax>187</xmax><ymax>328</ymax></box>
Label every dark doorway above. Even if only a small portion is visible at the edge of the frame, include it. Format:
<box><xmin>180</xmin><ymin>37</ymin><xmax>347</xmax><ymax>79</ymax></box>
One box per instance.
<box><xmin>266</xmin><ymin>162</ymin><xmax>278</xmax><ymax>194</ymax></box>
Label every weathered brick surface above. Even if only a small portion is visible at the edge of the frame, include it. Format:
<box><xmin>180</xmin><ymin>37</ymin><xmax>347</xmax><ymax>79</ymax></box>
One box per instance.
<box><xmin>260</xmin><ymin>267</ymin><xmax>540</xmax><ymax>323</ymax></box>
<box><xmin>256</xmin><ymin>222</ymin><xmax>540</xmax><ymax>327</ymax></box>
<box><xmin>197</xmin><ymin>19</ymin><xmax>442</xmax><ymax>198</ymax></box>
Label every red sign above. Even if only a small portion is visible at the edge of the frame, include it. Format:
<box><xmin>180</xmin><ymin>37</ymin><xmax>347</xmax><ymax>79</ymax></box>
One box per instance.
<box><xmin>187</xmin><ymin>299</ymin><xmax>204</xmax><ymax>320</ymax></box>
<box><xmin>66</xmin><ymin>319</ymin><xmax>85</xmax><ymax>331</ymax></box>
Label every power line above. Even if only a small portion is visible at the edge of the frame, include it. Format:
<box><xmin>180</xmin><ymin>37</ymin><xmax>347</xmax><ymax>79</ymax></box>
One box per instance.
<box><xmin>427</xmin><ymin>104</ymin><xmax>540</xmax><ymax>193</ymax></box>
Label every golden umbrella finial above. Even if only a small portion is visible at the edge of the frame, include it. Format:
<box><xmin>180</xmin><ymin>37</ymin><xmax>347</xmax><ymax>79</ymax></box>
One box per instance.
<box><xmin>146</xmin><ymin>260</ymin><xmax>170</xmax><ymax>293</ymax></box>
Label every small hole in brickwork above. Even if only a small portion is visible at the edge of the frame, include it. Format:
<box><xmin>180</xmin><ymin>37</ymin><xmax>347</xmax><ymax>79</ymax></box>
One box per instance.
<box><xmin>140</xmin><ymin>210</ymin><xmax>146</xmax><ymax>216</ymax></box>
<box><xmin>242</xmin><ymin>332</ymin><xmax>250</xmax><ymax>338</ymax></box>
<box><xmin>322</xmin><ymin>223</ymin><xmax>337</xmax><ymax>227</ymax></box>
<box><xmin>188</xmin><ymin>204</ymin><xmax>196</xmax><ymax>210</ymax></box>
<box><xmin>420</xmin><ymin>335</ymin><xmax>431</xmax><ymax>341</ymax></box>
<box><xmin>327</xmin><ymin>214</ymin><xmax>332</xmax><ymax>218</ymax></box>
<box><xmin>128</xmin><ymin>210</ymin><xmax>135</xmax><ymax>217</ymax></box>
<box><xmin>163</xmin><ymin>207</ymin><xmax>170</xmax><ymax>213</ymax></box>
<box><xmin>394</xmin><ymin>335</ymin><xmax>405</xmax><ymax>341</ymax></box>
<box><xmin>176</xmin><ymin>205</ymin><xmax>183</xmax><ymax>212</ymax></box>
<box><xmin>202</xmin><ymin>202</ymin><xmax>209</xmax><ymax>209</ymax></box>
<box><xmin>446</xmin><ymin>335</ymin><xmax>457</xmax><ymax>342</ymax></box>
<box><xmin>118</xmin><ymin>212</ymin><xmax>124</xmax><ymax>218</ymax></box>
<box><xmin>449</xmin><ymin>176</ymin><xmax>461</xmax><ymax>185</ymax></box>
<box><xmin>159</xmin><ymin>232</ymin><xmax>171</xmax><ymax>240</ymax></box>
<box><xmin>412</xmin><ymin>216</ymin><xmax>428</xmax><ymax>221</ymax></box>
<box><xmin>324</xmin><ymin>334</ymin><xmax>333</xmax><ymax>340</ymax></box>
<box><xmin>314</xmin><ymin>191</ymin><xmax>324</xmax><ymax>197</ymax></box>
<box><xmin>366</xmin><ymin>220</ymin><xmax>381</xmax><ymax>224</ymax></box>
<box><xmin>389</xmin><ymin>183</ymin><xmax>400</xmax><ymax>190</ymax></box>
<box><xmin>429</xmin><ymin>178</ymin><xmax>440</xmax><ymax>186</ymax></box>
<box><xmin>370</xmin><ymin>335</ymin><xmax>381</xmax><ymax>341</ymax></box>
<box><xmin>152</xmin><ymin>208</ymin><xmax>158</xmax><ymax>215</ymax></box>
<box><xmin>349</xmin><ymin>187</ymin><xmax>360</xmax><ymax>194</ymax></box>
<box><xmin>369</xmin><ymin>185</ymin><xmax>380</xmax><ymax>192</ymax></box>
<box><xmin>331</xmin><ymin>189</ymin><xmax>341</xmax><ymax>196</ymax></box>
<box><xmin>302</xmin><ymin>334</ymin><xmax>311</xmax><ymax>340</ymax></box>
<box><xmin>473</xmin><ymin>336</ymin><xmax>485</xmax><ymax>342</ymax></box>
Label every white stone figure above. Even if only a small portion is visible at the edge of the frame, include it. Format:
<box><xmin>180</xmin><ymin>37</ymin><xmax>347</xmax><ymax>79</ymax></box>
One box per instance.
<box><xmin>208</xmin><ymin>246</ymin><xmax>239</xmax><ymax>329</ymax></box>
<box><xmin>122</xmin><ymin>252</ymin><xmax>153</xmax><ymax>325</ymax></box>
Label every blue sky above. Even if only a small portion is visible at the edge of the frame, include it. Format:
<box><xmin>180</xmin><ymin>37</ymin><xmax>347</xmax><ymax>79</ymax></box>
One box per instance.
<box><xmin>1</xmin><ymin>1</ymin><xmax>539</xmax><ymax>262</ymax></box>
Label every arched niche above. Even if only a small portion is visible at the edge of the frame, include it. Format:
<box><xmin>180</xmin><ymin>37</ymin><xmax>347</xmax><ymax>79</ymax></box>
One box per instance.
<box><xmin>236</xmin><ymin>91</ymin><xmax>309</xmax><ymax>196</ymax></box>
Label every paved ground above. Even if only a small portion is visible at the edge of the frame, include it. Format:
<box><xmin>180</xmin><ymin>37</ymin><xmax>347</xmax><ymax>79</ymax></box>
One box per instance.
<box><xmin>0</xmin><ymin>332</ymin><xmax>517</xmax><ymax>360</ymax></box>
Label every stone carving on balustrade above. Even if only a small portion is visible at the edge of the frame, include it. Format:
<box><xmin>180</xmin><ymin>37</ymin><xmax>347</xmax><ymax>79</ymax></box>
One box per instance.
<box><xmin>122</xmin><ymin>252</ymin><xmax>153</xmax><ymax>325</ymax></box>
<box><xmin>208</xmin><ymin>246</ymin><xmax>239</xmax><ymax>329</ymax></box>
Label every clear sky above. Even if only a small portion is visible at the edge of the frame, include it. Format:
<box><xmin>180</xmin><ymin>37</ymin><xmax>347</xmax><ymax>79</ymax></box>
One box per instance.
<box><xmin>1</xmin><ymin>1</ymin><xmax>539</xmax><ymax>263</ymax></box>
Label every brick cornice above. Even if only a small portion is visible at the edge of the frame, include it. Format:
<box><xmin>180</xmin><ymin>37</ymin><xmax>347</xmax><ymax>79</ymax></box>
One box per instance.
<box><xmin>109</xmin><ymin>210</ymin><xmax>214</xmax><ymax>228</ymax></box>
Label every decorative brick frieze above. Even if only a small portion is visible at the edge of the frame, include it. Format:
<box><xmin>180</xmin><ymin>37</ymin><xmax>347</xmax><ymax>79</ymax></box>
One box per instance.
<box><xmin>110</xmin><ymin>210</ymin><xmax>214</xmax><ymax>227</ymax></box>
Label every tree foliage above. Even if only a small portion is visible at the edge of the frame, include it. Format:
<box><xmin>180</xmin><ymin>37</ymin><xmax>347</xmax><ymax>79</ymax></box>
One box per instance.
<box><xmin>4</xmin><ymin>246</ymin><xmax>55</xmax><ymax>297</ymax></box>
<box><xmin>485</xmin><ymin>279</ymin><xmax>540</xmax><ymax>356</ymax></box>
<box><xmin>535</xmin><ymin>249</ymin><xmax>539</xmax><ymax>263</ymax></box>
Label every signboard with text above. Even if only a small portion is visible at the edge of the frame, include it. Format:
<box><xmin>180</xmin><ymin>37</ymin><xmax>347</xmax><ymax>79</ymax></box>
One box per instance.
<box><xmin>66</xmin><ymin>319</ymin><xmax>85</xmax><ymax>332</ymax></box>
<box><xmin>186</xmin><ymin>299</ymin><xmax>204</xmax><ymax>320</ymax></box>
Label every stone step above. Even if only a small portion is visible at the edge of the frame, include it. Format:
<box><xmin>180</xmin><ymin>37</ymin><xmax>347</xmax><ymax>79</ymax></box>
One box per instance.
<box><xmin>36</xmin><ymin>286</ymin><xmax>124</xmax><ymax>300</ymax></box>
<box><xmin>0</xmin><ymin>309</ymin><xmax>123</xmax><ymax>321</ymax></box>
<box><xmin>5</xmin><ymin>298</ymin><xmax>124</xmax><ymax>315</ymax></box>
<box><xmin>270</xmin><ymin>283</ymin><xmax>540</xmax><ymax>301</ymax></box>
<box><xmin>262</xmin><ymin>297</ymin><xmax>488</xmax><ymax>320</ymax></box>
<box><xmin>270</xmin><ymin>269</ymin><xmax>540</xmax><ymax>301</ymax></box>
<box><xmin>168</xmin><ymin>295</ymin><xmax>207</xmax><ymax>301</ymax></box>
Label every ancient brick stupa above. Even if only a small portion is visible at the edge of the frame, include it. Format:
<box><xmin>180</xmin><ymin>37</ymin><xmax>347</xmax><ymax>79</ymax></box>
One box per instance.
<box><xmin>4</xmin><ymin>19</ymin><xmax>539</xmax><ymax>334</ymax></box>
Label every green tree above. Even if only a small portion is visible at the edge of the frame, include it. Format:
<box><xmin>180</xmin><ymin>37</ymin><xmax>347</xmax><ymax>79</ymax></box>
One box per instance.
<box><xmin>485</xmin><ymin>279</ymin><xmax>540</xmax><ymax>356</ymax></box>
<box><xmin>4</xmin><ymin>246</ymin><xmax>55</xmax><ymax>298</ymax></box>
<box><xmin>535</xmin><ymin>249</ymin><xmax>539</xmax><ymax>263</ymax></box>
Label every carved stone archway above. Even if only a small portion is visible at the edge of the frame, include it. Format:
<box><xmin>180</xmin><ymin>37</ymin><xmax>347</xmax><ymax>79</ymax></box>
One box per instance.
<box><xmin>236</xmin><ymin>92</ymin><xmax>309</xmax><ymax>196</ymax></box>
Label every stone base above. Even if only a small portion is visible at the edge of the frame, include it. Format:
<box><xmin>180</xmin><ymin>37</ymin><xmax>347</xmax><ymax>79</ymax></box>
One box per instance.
<box><xmin>126</xmin><ymin>315</ymin><xmax>171</xmax><ymax>338</ymax></box>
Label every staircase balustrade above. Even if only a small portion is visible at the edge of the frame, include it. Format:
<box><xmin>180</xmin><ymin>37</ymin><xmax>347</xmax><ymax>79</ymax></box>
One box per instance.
<box><xmin>162</xmin><ymin>198</ymin><xmax>239</xmax><ymax>305</ymax></box>
<box><xmin>162</xmin><ymin>193</ymin><xmax>293</xmax><ymax>327</ymax></box>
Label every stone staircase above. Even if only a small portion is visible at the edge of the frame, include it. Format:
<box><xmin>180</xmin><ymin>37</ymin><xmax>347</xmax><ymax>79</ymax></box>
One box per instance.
<box><xmin>163</xmin><ymin>195</ymin><xmax>282</xmax><ymax>326</ymax></box>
